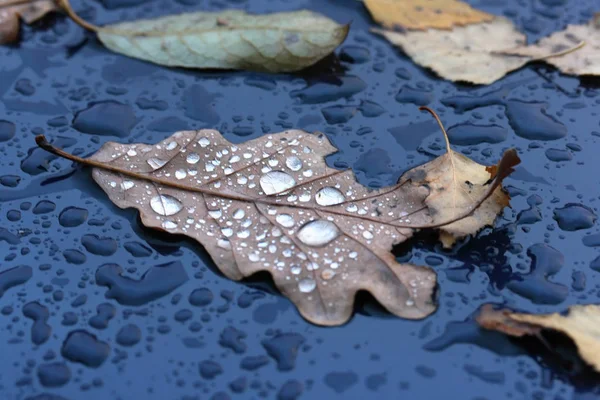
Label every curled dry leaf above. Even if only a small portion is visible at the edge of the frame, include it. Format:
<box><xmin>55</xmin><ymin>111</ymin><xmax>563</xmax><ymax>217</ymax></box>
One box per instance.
<box><xmin>477</xmin><ymin>304</ymin><xmax>600</xmax><ymax>373</ymax></box>
<box><xmin>0</xmin><ymin>0</ymin><xmax>58</xmax><ymax>44</ymax></box>
<box><xmin>372</xmin><ymin>10</ymin><xmax>587</xmax><ymax>84</ymax></box>
<box><xmin>35</xmin><ymin>115</ymin><xmax>518</xmax><ymax>326</ymax></box>
<box><xmin>363</xmin><ymin>0</ymin><xmax>494</xmax><ymax>31</ymax></box>
<box><xmin>60</xmin><ymin>0</ymin><xmax>348</xmax><ymax>73</ymax></box>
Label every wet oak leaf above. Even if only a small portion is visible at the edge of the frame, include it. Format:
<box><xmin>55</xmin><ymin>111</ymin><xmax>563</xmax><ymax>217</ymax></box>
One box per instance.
<box><xmin>477</xmin><ymin>304</ymin><xmax>600</xmax><ymax>373</ymax></box>
<box><xmin>0</xmin><ymin>0</ymin><xmax>58</xmax><ymax>44</ymax></box>
<box><xmin>363</xmin><ymin>0</ymin><xmax>494</xmax><ymax>31</ymax></box>
<box><xmin>36</xmin><ymin>124</ymin><xmax>518</xmax><ymax>326</ymax></box>
<box><xmin>59</xmin><ymin>0</ymin><xmax>348</xmax><ymax>73</ymax></box>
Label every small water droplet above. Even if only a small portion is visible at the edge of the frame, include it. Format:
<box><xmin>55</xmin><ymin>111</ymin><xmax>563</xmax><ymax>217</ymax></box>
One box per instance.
<box><xmin>237</xmin><ymin>230</ymin><xmax>250</xmax><ymax>238</ymax></box>
<box><xmin>127</xmin><ymin>149</ymin><xmax>137</xmax><ymax>157</ymax></box>
<box><xmin>316</xmin><ymin>187</ymin><xmax>345</xmax><ymax>206</ymax></box>
<box><xmin>217</xmin><ymin>239</ymin><xmax>231</xmax><ymax>249</ymax></box>
<box><xmin>205</xmin><ymin>163</ymin><xmax>215</xmax><ymax>172</ymax></box>
<box><xmin>147</xmin><ymin>158</ymin><xmax>167</xmax><ymax>170</ymax></box>
<box><xmin>150</xmin><ymin>195</ymin><xmax>183</xmax><ymax>216</ymax></box>
<box><xmin>291</xmin><ymin>265</ymin><xmax>302</xmax><ymax>275</ymax></box>
<box><xmin>121</xmin><ymin>180</ymin><xmax>134</xmax><ymax>191</ymax></box>
<box><xmin>208</xmin><ymin>209</ymin><xmax>222</xmax><ymax>219</ymax></box>
<box><xmin>303</xmin><ymin>169</ymin><xmax>313</xmax><ymax>177</ymax></box>
<box><xmin>175</xmin><ymin>169</ymin><xmax>187</xmax><ymax>180</ymax></box>
<box><xmin>286</xmin><ymin>156</ymin><xmax>302</xmax><ymax>171</ymax></box>
<box><xmin>229</xmin><ymin>155</ymin><xmax>240</xmax><ymax>163</ymax></box>
<box><xmin>186</xmin><ymin>153</ymin><xmax>200</xmax><ymax>164</ymax></box>
<box><xmin>362</xmin><ymin>231</ymin><xmax>374</xmax><ymax>240</ymax></box>
<box><xmin>162</xmin><ymin>220</ymin><xmax>177</xmax><ymax>230</ymax></box>
<box><xmin>297</xmin><ymin>220</ymin><xmax>339</xmax><ymax>247</ymax></box>
<box><xmin>276</xmin><ymin>214</ymin><xmax>295</xmax><ymax>228</ymax></box>
<box><xmin>166</xmin><ymin>141</ymin><xmax>177</xmax><ymax>151</ymax></box>
<box><xmin>221</xmin><ymin>228</ymin><xmax>233</xmax><ymax>237</ymax></box>
<box><xmin>249</xmin><ymin>253</ymin><xmax>260</xmax><ymax>262</ymax></box>
<box><xmin>260</xmin><ymin>171</ymin><xmax>296</xmax><ymax>195</ymax></box>
<box><xmin>299</xmin><ymin>192</ymin><xmax>311</xmax><ymax>202</ymax></box>
<box><xmin>233</xmin><ymin>209</ymin><xmax>245</xmax><ymax>219</ymax></box>
<box><xmin>346</xmin><ymin>204</ymin><xmax>358</xmax><ymax>212</ymax></box>
<box><xmin>298</xmin><ymin>278</ymin><xmax>316</xmax><ymax>293</ymax></box>
<box><xmin>198</xmin><ymin>137</ymin><xmax>210</xmax><ymax>147</ymax></box>
<box><xmin>405</xmin><ymin>299</ymin><xmax>414</xmax><ymax>307</ymax></box>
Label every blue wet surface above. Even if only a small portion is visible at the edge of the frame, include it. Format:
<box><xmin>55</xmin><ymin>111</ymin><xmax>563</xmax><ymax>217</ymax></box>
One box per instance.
<box><xmin>1</xmin><ymin>0</ymin><xmax>600</xmax><ymax>399</ymax></box>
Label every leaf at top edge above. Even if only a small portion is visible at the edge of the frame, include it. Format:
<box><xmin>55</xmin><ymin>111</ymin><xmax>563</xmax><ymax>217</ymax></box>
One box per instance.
<box><xmin>40</xmin><ymin>129</ymin><xmax>518</xmax><ymax>326</ymax></box>
<box><xmin>0</xmin><ymin>0</ymin><xmax>58</xmax><ymax>44</ymax></box>
<box><xmin>477</xmin><ymin>304</ymin><xmax>600</xmax><ymax>373</ymax></box>
<box><xmin>94</xmin><ymin>9</ymin><xmax>349</xmax><ymax>73</ymax></box>
<box><xmin>363</xmin><ymin>0</ymin><xmax>494</xmax><ymax>31</ymax></box>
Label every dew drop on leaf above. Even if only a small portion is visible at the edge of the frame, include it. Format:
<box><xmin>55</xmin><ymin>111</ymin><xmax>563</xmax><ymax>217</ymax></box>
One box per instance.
<box><xmin>162</xmin><ymin>220</ymin><xmax>177</xmax><ymax>230</ymax></box>
<box><xmin>208</xmin><ymin>209</ymin><xmax>222</xmax><ymax>219</ymax></box>
<box><xmin>259</xmin><ymin>171</ymin><xmax>296</xmax><ymax>195</ymax></box>
<box><xmin>233</xmin><ymin>209</ymin><xmax>245</xmax><ymax>219</ymax></box>
<box><xmin>297</xmin><ymin>220</ymin><xmax>339</xmax><ymax>247</ymax></box>
<box><xmin>166</xmin><ymin>141</ymin><xmax>178</xmax><ymax>151</ymax></box>
<box><xmin>147</xmin><ymin>158</ymin><xmax>167</xmax><ymax>170</ymax></box>
<box><xmin>286</xmin><ymin>156</ymin><xmax>303</xmax><ymax>171</ymax></box>
<box><xmin>298</xmin><ymin>278</ymin><xmax>316</xmax><ymax>293</ymax></box>
<box><xmin>186</xmin><ymin>153</ymin><xmax>200</xmax><ymax>164</ymax></box>
<box><xmin>275</xmin><ymin>214</ymin><xmax>295</xmax><ymax>228</ymax></box>
<box><xmin>198</xmin><ymin>137</ymin><xmax>210</xmax><ymax>147</ymax></box>
<box><xmin>321</xmin><ymin>269</ymin><xmax>336</xmax><ymax>280</ymax></box>
<box><xmin>221</xmin><ymin>228</ymin><xmax>233</xmax><ymax>237</ymax></box>
<box><xmin>362</xmin><ymin>231</ymin><xmax>374</xmax><ymax>240</ymax></box>
<box><xmin>291</xmin><ymin>265</ymin><xmax>302</xmax><ymax>275</ymax></box>
<box><xmin>175</xmin><ymin>169</ymin><xmax>187</xmax><ymax>180</ymax></box>
<box><xmin>315</xmin><ymin>187</ymin><xmax>345</xmax><ymax>206</ymax></box>
<box><xmin>150</xmin><ymin>195</ymin><xmax>183</xmax><ymax>216</ymax></box>
<box><xmin>121</xmin><ymin>180</ymin><xmax>135</xmax><ymax>191</ymax></box>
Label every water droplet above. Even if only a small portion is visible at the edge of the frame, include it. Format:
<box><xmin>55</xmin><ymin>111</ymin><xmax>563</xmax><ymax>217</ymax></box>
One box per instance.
<box><xmin>147</xmin><ymin>158</ymin><xmax>167</xmax><ymax>170</ymax></box>
<box><xmin>286</xmin><ymin>156</ymin><xmax>302</xmax><ymax>171</ymax></box>
<box><xmin>186</xmin><ymin>153</ymin><xmax>200</xmax><ymax>164</ymax></box>
<box><xmin>316</xmin><ymin>187</ymin><xmax>345</xmax><ymax>206</ymax></box>
<box><xmin>229</xmin><ymin>155</ymin><xmax>240</xmax><ymax>163</ymax></box>
<box><xmin>346</xmin><ymin>204</ymin><xmax>358</xmax><ymax>212</ymax></box>
<box><xmin>205</xmin><ymin>163</ymin><xmax>215</xmax><ymax>172</ymax></box>
<box><xmin>362</xmin><ymin>231</ymin><xmax>374</xmax><ymax>240</ymax></box>
<box><xmin>321</xmin><ymin>269</ymin><xmax>335</xmax><ymax>280</ymax></box>
<box><xmin>208</xmin><ymin>209</ymin><xmax>222</xmax><ymax>219</ymax></box>
<box><xmin>233</xmin><ymin>209</ymin><xmax>245</xmax><ymax>219</ymax></box>
<box><xmin>299</xmin><ymin>192</ymin><xmax>311</xmax><ymax>202</ymax></box>
<box><xmin>217</xmin><ymin>239</ymin><xmax>231</xmax><ymax>249</ymax></box>
<box><xmin>198</xmin><ymin>137</ymin><xmax>210</xmax><ymax>147</ymax></box>
<box><xmin>127</xmin><ymin>149</ymin><xmax>137</xmax><ymax>157</ymax></box>
<box><xmin>237</xmin><ymin>230</ymin><xmax>250</xmax><ymax>238</ymax></box>
<box><xmin>221</xmin><ymin>228</ymin><xmax>233</xmax><ymax>237</ymax></box>
<box><xmin>150</xmin><ymin>195</ymin><xmax>183</xmax><ymax>216</ymax></box>
<box><xmin>237</xmin><ymin>176</ymin><xmax>248</xmax><ymax>185</ymax></box>
<box><xmin>298</xmin><ymin>278</ymin><xmax>316</xmax><ymax>293</ymax></box>
<box><xmin>162</xmin><ymin>220</ymin><xmax>177</xmax><ymax>230</ymax></box>
<box><xmin>259</xmin><ymin>171</ymin><xmax>296</xmax><ymax>195</ymax></box>
<box><xmin>276</xmin><ymin>214</ymin><xmax>295</xmax><ymax>228</ymax></box>
<box><xmin>303</xmin><ymin>169</ymin><xmax>314</xmax><ymax>177</ymax></box>
<box><xmin>291</xmin><ymin>265</ymin><xmax>302</xmax><ymax>275</ymax></box>
<box><xmin>268</xmin><ymin>159</ymin><xmax>279</xmax><ymax>167</ymax></box>
<box><xmin>166</xmin><ymin>141</ymin><xmax>177</xmax><ymax>150</ymax></box>
<box><xmin>175</xmin><ymin>169</ymin><xmax>187</xmax><ymax>180</ymax></box>
<box><xmin>121</xmin><ymin>180</ymin><xmax>134</xmax><ymax>191</ymax></box>
<box><xmin>297</xmin><ymin>220</ymin><xmax>339</xmax><ymax>247</ymax></box>
<box><xmin>405</xmin><ymin>299</ymin><xmax>415</xmax><ymax>307</ymax></box>
<box><xmin>249</xmin><ymin>253</ymin><xmax>260</xmax><ymax>262</ymax></box>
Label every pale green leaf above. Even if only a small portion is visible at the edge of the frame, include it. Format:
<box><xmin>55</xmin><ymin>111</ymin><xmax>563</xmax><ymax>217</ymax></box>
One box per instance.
<box><xmin>96</xmin><ymin>10</ymin><xmax>349</xmax><ymax>72</ymax></box>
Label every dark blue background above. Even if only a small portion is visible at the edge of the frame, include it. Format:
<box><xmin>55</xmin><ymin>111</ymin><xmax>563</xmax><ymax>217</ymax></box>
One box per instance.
<box><xmin>1</xmin><ymin>0</ymin><xmax>600</xmax><ymax>398</ymax></box>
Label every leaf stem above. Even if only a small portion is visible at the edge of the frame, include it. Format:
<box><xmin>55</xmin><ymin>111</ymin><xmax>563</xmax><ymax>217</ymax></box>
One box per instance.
<box><xmin>419</xmin><ymin>106</ymin><xmax>451</xmax><ymax>154</ymax></box>
<box><xmin>35</xmin><ymin>134</ymin><xmax>519</xmax><ymax>231</ymax></box>
<box><xmin>534</xmin><ymin>40</ymin><xmax>585</xmax><ymax>61</ymax></box>
<box><xmin>57</xmin><ymin>0</ymin><xmax>99</xmax><ymax>32</ymax></box>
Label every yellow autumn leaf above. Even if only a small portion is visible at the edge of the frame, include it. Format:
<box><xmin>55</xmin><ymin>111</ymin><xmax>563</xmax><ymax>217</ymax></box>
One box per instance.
<box><xmin>363</xmin><ymin>0</ymin><xmax>494</xmax><ymax>31</ymax></box>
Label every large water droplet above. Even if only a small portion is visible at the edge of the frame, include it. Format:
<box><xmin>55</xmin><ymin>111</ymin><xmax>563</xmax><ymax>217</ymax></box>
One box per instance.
<box><xmin>147</xmin><ymin>158</ymin><xmax>167</xmax><ymax>170</ymax></box>
<box><xmin>260</xmin><ymin>171</ymin><xmax>296</xmax><ymax>195</ymax></box>
<box><xmin>286</xmin><ymin>156</ymin><xmax>302</xmax><ymax>171</ymax></box>
<box><xmin>297</xmin><ymin>220</ymin><xmax>339</xmax><ymax>247</ymax></box>
<box><xmin>150</xmin><ymin>195</ymin><xmax>183</xmax><ymax>216</ymax></box>
<box><xmin>186</xmin><ymin>153</ymin><xmax>200</xmax><ymax>164</ymax></box>
<box><xmin>276</xmin><ymin>214</ymin><xmax>295</xmax><ymax>228</ymax></box>
<box><xmin>298</xmin><ymin>278</ymin><xmax>316</xmax><ymax>293</ymax></box>
<box><xmin>316</xmin><ymin>187</ymin><xmax>345</xmax><ymax>206</ymax></box>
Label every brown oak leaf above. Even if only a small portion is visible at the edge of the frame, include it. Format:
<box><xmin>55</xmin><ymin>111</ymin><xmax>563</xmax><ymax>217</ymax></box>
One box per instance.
<box><xmin>36</xmin><ymin>113</ymin><xmax>519</xmax><ymax>326</ymax></box>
